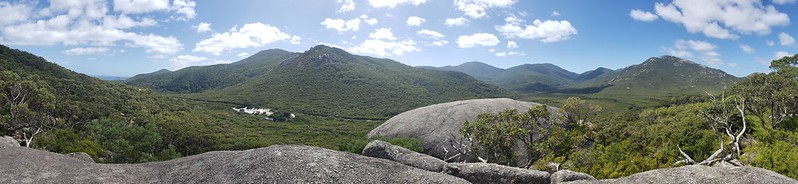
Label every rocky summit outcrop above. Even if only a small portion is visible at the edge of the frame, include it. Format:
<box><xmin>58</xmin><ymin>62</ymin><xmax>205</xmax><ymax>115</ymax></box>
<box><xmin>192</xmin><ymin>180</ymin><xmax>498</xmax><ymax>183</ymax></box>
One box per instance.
<box><xmin>362</xmin><ymin>140</ymin><xmax>447</xmax><ymax>172</ymax></box>
<box><xmin>551</xmin><ymin>170</ymin><xmax>595</xmax><ymax>184</ymax></box>
<box><xmin>443</xmin><ymin>163</ymin><xmax>551</xmax><ymax>184</ymax></box>
<box><xmin>564</xmin><ymin>165</ymin><xmax>797</xmax><ymax>184</ymax></box>
<box><xmin>367</xmin><ymin>98</ymin><xmax>558</xmax><ymax>162</ymax></box>
<box><xmin>0</xmin><ymin>145</ymin><xmax>469</xmax><ymax>184</ymax></box>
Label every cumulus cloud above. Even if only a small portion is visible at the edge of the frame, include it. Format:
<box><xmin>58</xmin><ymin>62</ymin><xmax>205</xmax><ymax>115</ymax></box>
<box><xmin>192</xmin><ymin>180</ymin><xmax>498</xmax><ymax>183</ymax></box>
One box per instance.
<box><xmin>406</xmin><ymin>16</ymin><xmax>425</xmax><ymax>26</ymax></box>
<box><xmin>767</xmin><ymin>40</ymin><xmax>776</xmax><ymax>46</ymax></box>
<box><xmin>237</xmin><ymin>52</ymin><xmax>250</xmax><ymax>58</ymax></box>
<box><xmin>194</xmin><ymin>22</ymin><xmax>211</xmax><ymax>33</ymax></box>
<box><xmin>551</xmin><ymin>11</ymin><xmax>560</xmax><ymax>17</ymax></box>
<box><xmin>653</xmin><ymin>0</ymin><xmax>789</xmax><ymax>40</ymax></box>
<box><xmin>102</xmin><ymin>14</ymin><xmax>157</xmax><ymax>29</ymax></box>
<box><xmin>360</xmin><ymin>14</ymin><xmax>378</xmax><ymax>25</ymax></box>
<box><xmin>507</xmin><ymin>40</ymin><xmax>518</xmax><ymax>49</ymax></box>
<box><xmin>113</xmin><ymin>0</ymin><xmax>169</xmax><ymax>14</ymax></box>
<box><xmin>368</xmin><ymin>0</ymin><xmax>427</xmax><ymax>8</ymax></box>
<box><xmin>193</xmin><ymin>22</ymin><xmax>297</xmax><ymax>55</ymax></box>
<box><xmin>457</xmin><ymin>33</ymin><xmax>499</xmax><ymax>48</ymax></box>
<box><xmin>417</xmin><ymin>29</ymin><xmax>447</xmax><ymax>46</ymax></box>
<box><xmin>739</xmin><ymin>44</ymin><xmax>755</xmax><ymax>53</ymax></box>
<box><xmin>171</xmin><ymin>0</ymin><xmax>196</xmax><ymax>20</ymax></box>
<box><xmin>348</xmin><ymin>28</ymin><xmax>419</xmax><ymax>57</ymax></box>
<box><xmin>445</xmin><ymin>17</ymin><xmax>469</xmax><ymax>27</ymax></box>
<box><xmin>779</xmin><ymin>32</ymin><xmax>794</xmax><ymax>46</ymax></box>
<box><xmin>369</xmin><ymin>28</ymin><xmax>396</xmax><ymax>40</ymax></box>
<box><xmin>338</xmin><ymin>0</ymin><xmax>356</xmax><ymax>12</ymax></box>
<box><xmin>321</xmin><ymin>17</ymin><xmax>361</xmax><ymax>32</ymax></box>
<box><xmin>774</xmin><ymin>51</ymin><xmax>791</xmax><ymax>59</ymax></box>
<box><xmin>62</xmin><ymin>47</ymin><xmax>110</xmax><ymax>55</ymax></box>
<box><xmin>169</xmin><ymin>55</ymin><xmax>230</xmax><ymax>69</ymax></box>
<box><xmin>664</xmin><ymin>39</ymin><xmax>723</xmax><ymax>66</ymax></box>
<box><xmin>495</xmin><ymin>18</ymin><xmax>577</xmax><ymax>43</ymax></box>
<box><xmin>454</xmin><ymin>0</ymin><xmax>516</xmax><ymax>19</ymax></box>
<box><xmin>629</xmin><ymin>9</ymin><xmax>658</xmax><ymax>22</ymax></box>
<box><xmin>0</xmin><ymin>2</ymin><xmax>32</xmax><ymax>26</ymax></box>
<box><xmin>495</xmin><ymin>51</ymin><xmax>524</xmax><ymax>57</ymax></box>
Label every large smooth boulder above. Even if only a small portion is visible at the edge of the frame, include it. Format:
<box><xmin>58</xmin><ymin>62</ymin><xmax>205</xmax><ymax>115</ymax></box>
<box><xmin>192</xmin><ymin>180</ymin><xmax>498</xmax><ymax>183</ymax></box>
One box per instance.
<box><xmin>1</xmin><ymin>136</ymin><xmax>19</xmax><ymax>147</ymax></box>
<box><xmin>0</xmin><ymin>145</ymin><xmax>469</xmax><ymax>183</ymax></box>
<box><xmin>368</xmin><ymin>98</ymin><xmax>558</xmax><ymax>162</ymax></box>
<box><xmin>443</xmin><ymin>163</ymin><xmax>550</xmax><ymax>184</ymax></box>
<box><xmin>564</xmin><ymin>165</ymin><xmax>797</xmax><ymax>184</ymax></box>
<box><xmin>551</xmin><ymin>170</ymin><xmax>596</xmax><ymax>184</ymax></box>
<box><xmin>362</xmin><ymin>140</ymin><xmax>447</xmax><ymax>172</ymax></box>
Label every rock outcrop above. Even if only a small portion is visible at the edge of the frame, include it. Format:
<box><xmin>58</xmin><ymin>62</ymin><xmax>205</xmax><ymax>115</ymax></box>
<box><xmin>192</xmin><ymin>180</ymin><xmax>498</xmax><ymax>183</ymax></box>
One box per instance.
<box><xmin>65</xmin><ymin>152</ymin><xmax>94</xmax><ymax>162</ymax></box>
<box><xmin>551</xmin><ymin>170</ymin><xmax>596</xmax><ymax>184</ymax></box>
<box><xmin>564</xmin><ymin>165</ymin><xmax>797</xmax><ymax>184</ymax></box>
<box><xmin>0</xmin><ymin>145</ymin><xmax>469</xmax><ymax>183</ymax></box>
<box><xmin>367</xmin><ymin>98</ymin><xmax>558</xmax><ymax>162</ymax></box>
<box><xmin>362</xmin><ymin>140</ymin><xmax>447</xmax><ymax>172</ymax></box>
<box><xmin>1</xmin><ymin>136</ymin><xmax>19</xmax><ymax>147</ymax></box>
<box><xmin>443</xmin><ymin>163</ymin><xmax>551</xmax><ymax>184</ymax></box>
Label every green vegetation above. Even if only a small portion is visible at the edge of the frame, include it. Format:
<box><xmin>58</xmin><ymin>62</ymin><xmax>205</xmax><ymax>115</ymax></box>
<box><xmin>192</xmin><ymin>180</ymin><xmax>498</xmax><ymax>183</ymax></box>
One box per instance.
<box><xmin>178</xmin><ymin>45</ymin><xmax>509</xmax><ymax>119</ymax></box>
<box><xmin>460</xmin><ymin>55</ymin><xmax>798</xmax><ymax>180</ymax></box>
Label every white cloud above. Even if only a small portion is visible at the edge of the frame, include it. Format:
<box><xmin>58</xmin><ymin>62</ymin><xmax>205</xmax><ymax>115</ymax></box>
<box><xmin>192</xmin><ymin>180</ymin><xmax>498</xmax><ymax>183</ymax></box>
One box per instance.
<box><xmin>113</xmin><ymin>0</ymin><xmax>169</xmax><ymax>14</ymax></box>
<box><xmin>194</xmin><ymin>22</ymin><xmax>211</xmax><ymax>33</ymax></box>
<box><xmin>779</xmin><ymin>32</ymin><xmax>794</xmax><ymax>46</ymax></box>
<box><xmin>775</xmin><ymin>51</ymin><xmax>791</xmax><ymax>59</ymax></box>
<box><xmin>739</xmin><ymin>44</ymin><xmax>755</xmax><ymax>53</ymax></box>
<box><xmin>41</xmin><ymin>0</ymin><xmax>109</xmax><ymax>20</ymax></box>
<box><xmin>171</xmin><ymin>0</ymin><xmax>196</xmax><ymax>20</ymax></box>
<box><xmin>406</xmin><ymin>16</ymin><xmax>425</xmax><ymax>26</ymax></box>
<box><xmin>338</xmin><ymin>0</ymin><xmax>356</xmax><ymax>12</ymax></box>
<box><xmin>507</xmin><ymin>40</ymin><xmax>518</xmax><ymax>49</ymax></box>
<box><xmin>321</xmin><ymin>17</ymin><xmax>361</xmax><ymax>32</ymax></box>
<box><xmin>169</xmin><ymin>55</ymin><xmax>231</xmax><ymax>69</ymax></box>
<box><xmin>653</xmin><ymin>0</ymin><xmax>789</xmax><ymax>40</ymax></box>
<box><xmin>417</xmin><ymin>29</ymin><xmax>448</xmax><ymax>46</ymax></box>
<box><xmin>551</xmin><ymin>11</ymin><xmax>560</xmax><ymax>17</ymax></box>
<box><xmin>193</xmin><ymin>22</ymin><xmax>297</xmax><ymax>55</ymax></box>
<box><xmin>360</xmin><ymin>14</ymin><xmax>378</xmax><ymax>25</ymax></box>
<box><xmin>767</xmin><ymin>40</ymin><xmax>776</xmax><ymax>46</ymax></box>
<box><xmin>457</xmin><ymin>33</ymin><xmax>500</xmax><ymax>48</ymax></box>
<box><xmin>495</xmin><ymin>51</ymin><xmax>524</xmax><ymax>57</ymax></box>
<box><xmin>102</xmin><ymin>14</ymin><xmax>157</xmax><ymax>29</ymax></box>
<box><xmin>629</xmin><ymin>9</ymin><xmax>658</xmax><ymax>22</ymax></box>
<box><xmin>290</xmin><ymin>35</ymin><xmax>301</xmax><ymax>45</ymax></box>
<box><xmin>348</xmin><ymin>28</ymin><xmax>420</xmax><ymax>56</ymax></box>
<box><xmin>773</xmin><ymin>0</ymin><xmax>797</xmax><ymax>5</ymax></box>
<box><xmin>665</xmin><ymin>39</ymin><xmax>723</xmax><ymax>66</ymax></box>
<box><xmin>454</xmin><ymin>0</ymin><xmax>516</xmax><ymax>19</ymax></box>
<box><xmin>368</xmin><ymin>0</ymin><xmax>427</xmax><ymax>8</ymax></box>
<box><xmin>0</xmin><ymin>2</ymin><xmax>32</xmax><ymax>26</ymax></box>
<box><xmin>369</xmin><ymin>28</ymin><xmax>397</xmax><ymax>40</ymax></box>
<box><xmin>1</xmin><ymin>13</ymin><xmax>181</xmax><ymax>55</ymax></box>
<box><xmin>62</xmin><ymin>47</ymin><xmax>110</xmax><ymax>55</ymax></box>
<box><xmin>445</xmin><ymin>17</ymin><xmax>469</xmax><ymax>27</ymax></box>
<box><xmin>495</xmin><ymin>18</ymin><xmax>577</xmax><ymax>43</ymax></box>
<box><xmin>237</xmin><ymin>52</ymin><xmax>250</xmax><ymax>58</ymax></box>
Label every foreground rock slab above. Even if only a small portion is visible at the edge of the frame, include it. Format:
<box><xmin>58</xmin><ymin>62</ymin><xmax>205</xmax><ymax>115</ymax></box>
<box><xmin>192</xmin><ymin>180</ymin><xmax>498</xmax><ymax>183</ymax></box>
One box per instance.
<box><xmin>368</xmin><ymin>98</ymin><xmax>557</xmax><ymax>162</ymax></box>
<box><xmin>443</xmin><ymin>162</ymin><xmax>550</xmax><ymax>184</ymax></box>
<box><xmin>0</xmin><ymin>145</ymin><xmax>469</xmax><ymax>184</ymax></box>
<box><xmin>564</xmin><ymin>165</ymin><xmax>797</xmax><ymax>184</ymax></box>
<box><xmin>551</xmin><ymin>170</ymin><xmax>596</xmax><ymax>184</ymax></box>
<box><xmin>362</xmin><ymin>140</ymin><xmax>447</xmax><ymax>172</ymax></box>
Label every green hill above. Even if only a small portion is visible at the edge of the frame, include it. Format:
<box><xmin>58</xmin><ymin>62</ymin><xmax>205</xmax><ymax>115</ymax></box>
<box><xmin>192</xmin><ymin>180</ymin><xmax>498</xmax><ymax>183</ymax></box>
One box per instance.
<box><xmin>131</xmin><ymin>45</ymin><xmax>510</xmax><ymax>119</ymax></box>
<box><xmin>576</xmin><ymin>55</ymin><xmax>740</xmax><ymax>98</ymax></box>
<box><xmin>424</xmin><ymin>62</ymin><xmax>613</xmax><ymax>92</ymax></box>
<box><xmin>127</xmin><ymin>49</ymin><xmax>297</xmax><ymax>92</ymax></box>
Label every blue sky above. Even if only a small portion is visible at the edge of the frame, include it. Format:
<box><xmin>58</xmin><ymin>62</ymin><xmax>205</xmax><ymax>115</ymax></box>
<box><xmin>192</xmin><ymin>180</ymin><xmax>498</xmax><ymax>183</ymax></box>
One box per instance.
<box><xmin>1</xmin><ymin>0</ymin><xmax>797</xmax><ymax>77</ymax></box>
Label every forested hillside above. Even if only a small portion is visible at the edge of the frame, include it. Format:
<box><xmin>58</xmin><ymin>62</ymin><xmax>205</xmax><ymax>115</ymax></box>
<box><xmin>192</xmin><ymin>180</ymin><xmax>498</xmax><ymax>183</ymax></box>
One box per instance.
<box><xmin>0</xmin><ymin>45</ymin><xmax>382</xmax><ymax>163</ymax></box>
<box><xmin>133</xmin><ymin>45</ymin><xmax>511</xmax><ymax>119</ymax></box>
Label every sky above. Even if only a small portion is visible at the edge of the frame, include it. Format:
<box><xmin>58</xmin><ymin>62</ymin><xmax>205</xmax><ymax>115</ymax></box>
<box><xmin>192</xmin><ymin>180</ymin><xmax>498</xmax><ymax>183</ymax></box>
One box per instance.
<box><xmin>1</xmin><ymin>0</ymin><xmax>797</xmax><ymax>77</ymax></box>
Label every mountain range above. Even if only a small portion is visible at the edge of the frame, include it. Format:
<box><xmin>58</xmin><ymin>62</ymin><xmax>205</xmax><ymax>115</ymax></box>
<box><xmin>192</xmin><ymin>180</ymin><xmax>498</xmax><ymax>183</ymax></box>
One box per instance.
<box><xmin>423</xmin><ymin>55</ymin><xmax>740</xmax><ymax>97</ymax></box>
<box><xmin>128</xmin><ymin>45</ymin><xmax>509</xmax><ymax>119</ymax></box>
